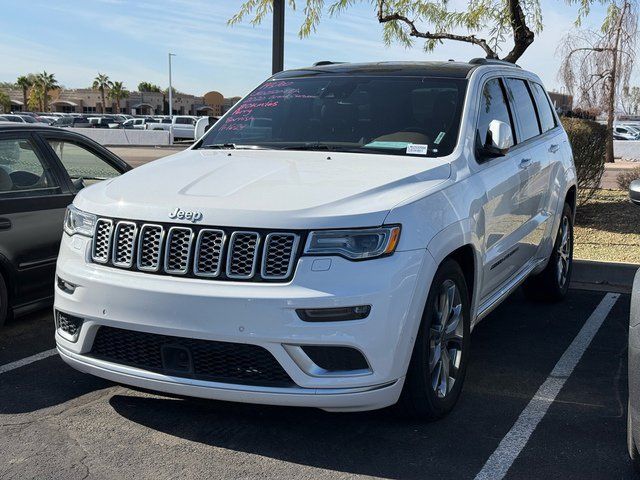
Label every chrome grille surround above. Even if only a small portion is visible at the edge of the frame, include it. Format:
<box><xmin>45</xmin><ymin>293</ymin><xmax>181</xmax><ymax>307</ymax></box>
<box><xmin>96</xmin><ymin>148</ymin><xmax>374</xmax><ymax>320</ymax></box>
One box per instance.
<box><xmin>262</xmin><ymin>233</ymin><xmax>300</xmax><ymax>280</ymax></box>
<box><xmin>226</xmin><ymin>231</ymin><xmax>260</xmax><ymax>279</ymax></box>
<box><xmin>194</xmin><ymin>229</ymin><xmax>226</xmax><ymax>277</ymax></box>
<box><xmin>112</xmin><ymin>221</ymin><xmax>138</xmax><ymax>267</ymax></box>
<box><xmin>164</xmin><ymin>226</ymin><xmax>194</xmax><ymax>275</ymax></box>
<box><xmin>90</xmin><ymin>218</ymin><xmax>301</xmax><ymax>282</ymax></box>
<box><xmin>91</xmin><ymin>219</ymin><xmax>114</xmax><ymax>264</ymax></box>
<box><xmin>137</xmin><ymin>224</ymin><xmax>164</xmax><ymax>272</ymax></box>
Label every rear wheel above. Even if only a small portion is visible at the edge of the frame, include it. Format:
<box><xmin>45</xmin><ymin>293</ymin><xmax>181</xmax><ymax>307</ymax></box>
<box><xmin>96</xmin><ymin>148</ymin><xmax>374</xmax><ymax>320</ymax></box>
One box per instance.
<box><xmin>628</xmin><ymin>403</ymin><xmax>640</xmax><ymax>472</ymax></box>
<box><xmin>523</xmin><ymin>202</ymin><xmax>573</xmax><ymax>302</ymax></box>
<box><xmin>398</xmin><ymin>259</ymin><xmax>471</xmax><ymax>420</ymax></box>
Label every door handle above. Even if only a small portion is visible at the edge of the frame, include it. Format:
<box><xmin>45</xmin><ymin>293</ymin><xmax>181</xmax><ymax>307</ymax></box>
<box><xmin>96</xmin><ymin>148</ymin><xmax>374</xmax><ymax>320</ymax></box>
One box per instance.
<box><xmin>549</xmin><ymin>144</ymin><xmax>560</xmax><ymax>153</ymax></box>
<box><xmin>519</xmin><ymin>158</ymin><xmax>532</xmax><ymax>169</ymax></box>
<box><xmin>0</xmin><ymin>218</ymin><xmax>11</xmax><ymax>230</ymax></box>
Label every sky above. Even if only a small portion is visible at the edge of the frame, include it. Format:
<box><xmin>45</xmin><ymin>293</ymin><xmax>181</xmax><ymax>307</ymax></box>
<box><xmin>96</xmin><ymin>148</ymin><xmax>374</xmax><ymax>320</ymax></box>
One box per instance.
<box><xmin>0</xmin><ymin>0</ymin><xmax>613</xmax><ymax>98</ymax></box>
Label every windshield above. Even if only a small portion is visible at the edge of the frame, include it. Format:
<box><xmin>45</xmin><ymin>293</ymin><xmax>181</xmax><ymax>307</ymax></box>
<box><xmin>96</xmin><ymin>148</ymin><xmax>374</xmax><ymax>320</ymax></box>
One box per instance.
<box><xmin>200</xmin><ymin>76</ymin><xmax>467</xmax><ymax>157</ymax></box>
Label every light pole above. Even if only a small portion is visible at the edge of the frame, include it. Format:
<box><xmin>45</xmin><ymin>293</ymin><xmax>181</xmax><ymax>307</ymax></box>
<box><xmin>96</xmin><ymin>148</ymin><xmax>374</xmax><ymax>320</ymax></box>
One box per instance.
<box><xmin>168</xmin><ymin>52</ymin><xmax>176</xmax><ymax>117</ymax></box>
<box><xmin>272</xmin><ymin>0</ymin><xmax>284</xmax><ymax>74</ymax></box>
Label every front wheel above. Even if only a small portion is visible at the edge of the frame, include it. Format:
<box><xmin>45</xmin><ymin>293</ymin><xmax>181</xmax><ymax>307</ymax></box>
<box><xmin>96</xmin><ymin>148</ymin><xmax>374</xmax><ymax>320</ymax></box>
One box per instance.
<box><xmin>398</xmin><ymin>259</ymin><xmax>471</xmax><ymax>420</ymax></box>
<box><xmin>0</xmin><ymin>273</ymin><xmax>7</xmax><ymax>328</ymax></box>
<box><xmin>522</xmin><ymin>202</ymin><xmax>574</xmax><ymax>302</ymax></box>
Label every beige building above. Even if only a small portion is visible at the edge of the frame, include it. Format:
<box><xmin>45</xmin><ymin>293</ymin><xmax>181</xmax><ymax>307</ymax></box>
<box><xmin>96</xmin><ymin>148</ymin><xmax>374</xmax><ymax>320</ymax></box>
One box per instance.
<box><xmin>5</xmin><ymin>87</ymin><xmax>235</xmax><ymax>116</ymax></box>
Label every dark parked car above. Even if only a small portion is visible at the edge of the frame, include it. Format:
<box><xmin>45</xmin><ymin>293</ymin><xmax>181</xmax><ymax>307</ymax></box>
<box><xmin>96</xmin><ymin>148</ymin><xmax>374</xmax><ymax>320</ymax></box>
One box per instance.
<box><xmin>53</xmin><ymin>117</ymin><xmax>91</xmax><ymax>128</ymax></box>
<box><xmin>0</xmin><ymin>125</ymin><xmax>130</xmax><ymax>326</ymax></box>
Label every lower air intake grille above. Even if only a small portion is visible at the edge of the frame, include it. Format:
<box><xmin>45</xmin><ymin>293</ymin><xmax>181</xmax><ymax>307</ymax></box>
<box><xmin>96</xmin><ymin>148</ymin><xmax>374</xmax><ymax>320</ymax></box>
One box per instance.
<box><xmin>89</xmin><ymin>326</ymin><xmax>295</xmax><ymax>387</ymax></box>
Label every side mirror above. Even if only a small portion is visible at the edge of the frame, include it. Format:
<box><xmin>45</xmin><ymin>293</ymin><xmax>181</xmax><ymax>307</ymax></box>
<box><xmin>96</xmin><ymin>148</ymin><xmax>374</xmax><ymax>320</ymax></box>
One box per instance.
<box><xmin>630</xmin><ymin>179</ymin><xmax>640</xmax><ymax>206</ymax></box>
<box><xmin>478</xmin><ymin>119</ymin><xmax>514</xmax><ymax>159</ymax></box>
<box><xmin>195</xmin><ymin>117</ymin><xmax>209</xmax><ymax>141</ymax></box>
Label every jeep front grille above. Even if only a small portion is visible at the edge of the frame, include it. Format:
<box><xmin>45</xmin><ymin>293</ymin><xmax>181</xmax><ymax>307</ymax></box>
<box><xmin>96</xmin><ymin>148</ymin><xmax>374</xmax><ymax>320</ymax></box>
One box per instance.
<box><xmin>91</xmin><ymin>218</ymin><xmax>302</xmax><ymax>283</ymax></box>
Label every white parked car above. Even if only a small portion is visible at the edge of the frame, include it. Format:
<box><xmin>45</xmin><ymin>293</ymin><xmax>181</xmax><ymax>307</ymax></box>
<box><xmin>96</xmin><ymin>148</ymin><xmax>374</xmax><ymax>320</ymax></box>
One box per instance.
<box><xmin>54</xmin><ymin>59</ymin><xmax>576</xmax><ymax>418</ymax></box>
<box><xmin>614</xmin><ymin>125</ymin><xmax>640</xmax><ymax>140</ymax></box>
<box><xmin>145</xmin><ymin>115</ymin><xmax>197</xmax><ymax>140</ymax></box>
<box><xmin>121</xmin><ymin>118</ymin><xmax>150</xmax><ymax>130</ymax></box>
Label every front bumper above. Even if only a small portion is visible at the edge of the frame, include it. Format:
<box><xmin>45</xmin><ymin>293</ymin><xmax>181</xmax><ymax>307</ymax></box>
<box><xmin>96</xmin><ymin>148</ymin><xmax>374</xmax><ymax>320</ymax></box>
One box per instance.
<box><xmin>54</xmin><ymin>233</ymin><xmax>435</xmax><ymax>411</ymax></box>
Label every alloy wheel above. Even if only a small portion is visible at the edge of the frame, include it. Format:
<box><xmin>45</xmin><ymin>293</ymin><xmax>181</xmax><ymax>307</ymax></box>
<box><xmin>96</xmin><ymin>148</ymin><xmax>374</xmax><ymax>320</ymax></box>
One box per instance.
<box><xmin>556</xmin><ymin>215</ymin><xmax>571</xmax><ymax>288</ymax></box>
<box><xmin>429</xmin><ymin>279</ymin><xmax>464</xmax><ymax>399</ymax></box>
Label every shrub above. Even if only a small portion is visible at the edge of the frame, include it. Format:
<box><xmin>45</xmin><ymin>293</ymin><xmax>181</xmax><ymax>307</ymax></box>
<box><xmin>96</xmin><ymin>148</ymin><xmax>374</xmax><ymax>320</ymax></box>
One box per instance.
<box><xmin>561</xmin><ymin>117</ymin><xmax>607</xmax><ymax>205</ymax></box>
<box><xmin>616</xmin><ymin>166</ymin><xmax>640</xmax><ymax>191</ymax></box>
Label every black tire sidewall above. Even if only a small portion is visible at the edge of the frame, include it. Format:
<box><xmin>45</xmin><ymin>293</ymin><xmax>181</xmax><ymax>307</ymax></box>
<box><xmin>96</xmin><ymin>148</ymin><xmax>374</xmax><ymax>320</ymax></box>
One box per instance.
<box><xmin>551</xmin><ymin>203</ymin><xmax>574</xmax><ymax>298</ymax></box>
<box><xmin>0</xmin><ymin>273</ymin><xmax>7</xmax><ymax>328</ymax></box>
<box><xmin>403</xmin><ymin>259</ymin><xmax>471</xmax><ymax>418</ymax></box>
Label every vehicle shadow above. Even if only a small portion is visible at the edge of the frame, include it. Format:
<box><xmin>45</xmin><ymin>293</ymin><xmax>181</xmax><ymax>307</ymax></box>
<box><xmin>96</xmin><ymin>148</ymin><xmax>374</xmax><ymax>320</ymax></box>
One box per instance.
<box><xmin>108</xmin><ymin>290</ymin><xmax>609</xmax><ymax>479</ymax></box>
<box><xmin>108</xmin><ymin>390</ymin><xmax>503</xmax><ymax>480</ymax></box>
<box><xmin>0</xmin><ymin>356</ymin><xmax>112</xmax><ymax>415</ymax></box>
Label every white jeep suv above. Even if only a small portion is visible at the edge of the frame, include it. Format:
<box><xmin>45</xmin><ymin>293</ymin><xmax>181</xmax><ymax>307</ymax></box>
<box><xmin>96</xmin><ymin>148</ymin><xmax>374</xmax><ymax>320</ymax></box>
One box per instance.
<box><xmin>55</xmin><ymin>59</ymin><xmax>576</xmax><ymax>419</ymax></box>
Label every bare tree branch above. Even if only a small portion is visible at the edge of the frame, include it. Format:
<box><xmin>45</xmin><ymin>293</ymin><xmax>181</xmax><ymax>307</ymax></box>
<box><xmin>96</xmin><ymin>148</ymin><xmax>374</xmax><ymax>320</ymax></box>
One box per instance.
<box><xmin>376</xmin><ymin>0</ymin><xmax>499</xmax><ymax>59</ymax></box>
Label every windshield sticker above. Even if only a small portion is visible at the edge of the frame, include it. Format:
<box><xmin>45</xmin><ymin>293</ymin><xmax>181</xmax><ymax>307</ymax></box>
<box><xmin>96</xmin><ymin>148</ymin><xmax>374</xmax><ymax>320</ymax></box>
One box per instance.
<box><xmin>363</xmin><ymin>141</ymin><xmax>410</xmax><ymax>149</ymax></box>
<box><xmin>406</xmin><ymin>144</ymin><xmax>429</xmax><ymax>156</ymax></box>
<box><xmin>434</xmin><ymin>132</ymin><xmax>446</xmax><ymax>145</ymax></box>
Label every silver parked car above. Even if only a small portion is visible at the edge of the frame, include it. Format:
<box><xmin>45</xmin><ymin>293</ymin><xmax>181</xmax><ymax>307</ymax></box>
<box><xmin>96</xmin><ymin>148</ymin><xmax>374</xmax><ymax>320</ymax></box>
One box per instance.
<box><xmin>628</xmin><ymin>179</ymin><xmax>640</xmax><ymax>471</ymax></box>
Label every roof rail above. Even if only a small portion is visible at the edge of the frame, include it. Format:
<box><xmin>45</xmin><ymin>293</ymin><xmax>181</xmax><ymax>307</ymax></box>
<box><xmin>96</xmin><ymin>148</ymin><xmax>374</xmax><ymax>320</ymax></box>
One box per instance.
<box><xmin>469</xmin><ymin>58</ymin><xmax>521</xmax><ymax>68</ymax></box>
<box><xmin>312</xmin><ymin>61</ymin><xmax>346</xmax><ymax>67</ymax></box>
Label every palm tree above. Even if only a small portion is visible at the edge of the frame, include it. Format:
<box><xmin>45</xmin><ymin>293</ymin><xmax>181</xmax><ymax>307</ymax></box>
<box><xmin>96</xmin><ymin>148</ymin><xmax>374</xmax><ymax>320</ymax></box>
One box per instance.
<box><xmin>92</xmin><ymin>73</ymin><xmax>113</xmax><ymax>113</ymax></box>
<box><xmin>108</xmin><ymin>81</ymin><xmax>129</xmax><ymax>114</ymax></box>
<box><xmin>35</xmin><ymin>71</ymin><xmax>58</xmax><ymax>112</ymax></box>
<box><xmin>15</xmin><ymin>76</ymin><xmax>32</xmax><ymax>112</ymax></box>
<box><xmin>0</xmin><ymin>90</ymin><xmax>10</xmax><ymax>114</ymax></box>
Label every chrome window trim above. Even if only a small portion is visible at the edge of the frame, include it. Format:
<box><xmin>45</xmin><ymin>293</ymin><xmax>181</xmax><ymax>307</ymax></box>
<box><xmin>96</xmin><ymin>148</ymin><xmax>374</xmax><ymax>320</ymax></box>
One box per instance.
<box><xmin>193</xmin><ymin>228</ymin><xmax>226</xmax><ymax>278</ymax></box>
<box><xmin>111</xmin><ymin>221</ymin><xmax>138</xmax><ymax>268</ymax></box>
<box><xmin>91</xmin><ymin>218</ymin><xmax>113</xmax><ymax>264</ymax></box>
<box><xmin>261</xmin><ymin>232</ymin><xmax>300</xmax><ymax>280</ymax></box>
<box><xmin>163</xmin><ymin>226</ymin><xmax>194</xmax><ymax>275</ymax></box>
<box><xmin>226</xmin><ymin>231</ymin><xmax>261</xmax><ymax>279</ymax></box>
<box><xmin>136</xmin><ymin>224</ymin><xmax>165</xmax><ymax>272</ymax></box>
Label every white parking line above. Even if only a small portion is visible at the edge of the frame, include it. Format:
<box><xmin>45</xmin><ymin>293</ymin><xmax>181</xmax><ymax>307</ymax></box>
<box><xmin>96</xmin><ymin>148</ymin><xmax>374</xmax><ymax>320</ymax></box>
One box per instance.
<box><xmin>474</xmin><ymin>292</ymin><xmax>621</xmax><ymax>480</ymax></box>
<box><xmin>0</xmin><ymin>348</ymin><xmax>58</xmax><ymax>375</ymax></box>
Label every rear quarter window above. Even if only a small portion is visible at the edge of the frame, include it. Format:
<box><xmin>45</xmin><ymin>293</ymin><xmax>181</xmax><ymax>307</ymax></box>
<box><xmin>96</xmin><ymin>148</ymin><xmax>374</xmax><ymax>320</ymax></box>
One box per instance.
<box><xmin>505</xmin><ymin>78</ymin><xmax>541</xmax><ymax>142</ymax></box>
<box><xmin>529</xmin><ymin>82</ymin><xmax>556</xmax><ymax>133</ymax></box>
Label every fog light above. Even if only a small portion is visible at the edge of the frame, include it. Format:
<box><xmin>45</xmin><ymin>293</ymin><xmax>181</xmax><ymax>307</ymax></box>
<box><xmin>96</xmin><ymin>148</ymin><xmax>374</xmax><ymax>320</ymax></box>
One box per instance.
<box><xmin>56</xmin><ymin>276</ymin><xmax>77</xmax><ymax>294</ymax></box>
<box><xmin>296</xmin><ymin>305</ymin><xmax>371</xmax><ymax>322</ymax></box>
<box><xmin>55</xmin><ymin>310</ymin><xmax>83</xmax><ymax>342</ymax></box>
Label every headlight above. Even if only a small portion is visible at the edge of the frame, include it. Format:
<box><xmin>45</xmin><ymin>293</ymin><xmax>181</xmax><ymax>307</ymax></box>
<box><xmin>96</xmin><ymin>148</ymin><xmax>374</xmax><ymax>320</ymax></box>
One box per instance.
<box><xmin>63</xmin><ymin>205</ymin><xmax>96</xmax><ymax>237</ymax></box>
<box><xmin>304</xmin><ymin>226</ymin><xmax>401</xmax><ymax>260</ymax></box>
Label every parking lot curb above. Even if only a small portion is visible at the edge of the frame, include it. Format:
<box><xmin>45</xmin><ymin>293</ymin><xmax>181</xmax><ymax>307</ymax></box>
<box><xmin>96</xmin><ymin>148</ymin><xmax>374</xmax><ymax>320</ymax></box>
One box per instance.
<box><xmin>571</xmin><ymin>259</ymin><xmax>639</xmax><ymax>293</ymax></box>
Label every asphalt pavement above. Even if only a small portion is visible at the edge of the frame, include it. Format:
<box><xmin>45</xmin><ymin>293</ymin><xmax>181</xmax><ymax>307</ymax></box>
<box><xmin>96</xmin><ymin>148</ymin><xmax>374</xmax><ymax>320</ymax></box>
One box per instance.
<box><xmin>0</xmin><ymin>288</ymin><xmax>634</xmax><ymax>479</ymax></box>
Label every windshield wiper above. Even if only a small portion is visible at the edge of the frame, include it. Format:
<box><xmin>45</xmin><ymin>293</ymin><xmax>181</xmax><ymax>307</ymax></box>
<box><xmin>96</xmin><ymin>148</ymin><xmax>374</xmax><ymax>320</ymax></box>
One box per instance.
<box><xmin>199</xmin><ymin>143</ymin><xmax>237</xmax><ymax>150</ymax></box>
<box><xmin>278</xmin><ymin>143</ymin><xmax>335</xmax><ymax>151</ymax></box>
<box><xmin>198</xmin><ymin>143</ymin><xmax>271</xmax><ymax>150</ymax></box>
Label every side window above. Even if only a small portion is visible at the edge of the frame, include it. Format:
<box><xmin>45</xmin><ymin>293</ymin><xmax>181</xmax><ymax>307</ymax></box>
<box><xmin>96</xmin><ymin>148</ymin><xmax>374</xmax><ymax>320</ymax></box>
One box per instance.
<box><xmin>46</xmin><ymin>139</ymin><xmax>120</xmax><ymax>186</ymax></box>
<box><xmin>529</xmin><ymin>82</ymin><xmax>556</xmax><ymax>132</ymax></box>
<box><xmin>504</xmin><ymin>78</ymin><xmax>541</xmax><ymax>142</ymax></box>
<box><xmin>0</xmin><ymin>138</ymin><xmax>59</xmax><ymax>196</ymax></box>
<box><xmin>477</xmin><ymin>78</ymin><xmax>514</xmax><ymax>147</ymax></box>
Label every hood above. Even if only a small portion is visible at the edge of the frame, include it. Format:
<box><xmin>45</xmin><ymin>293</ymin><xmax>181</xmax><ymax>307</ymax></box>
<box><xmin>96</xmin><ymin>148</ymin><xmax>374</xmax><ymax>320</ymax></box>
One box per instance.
<box><xmin>75</xmin><ymin>149</ymin><xmax>452</xmax><ymax>229</ymax></box>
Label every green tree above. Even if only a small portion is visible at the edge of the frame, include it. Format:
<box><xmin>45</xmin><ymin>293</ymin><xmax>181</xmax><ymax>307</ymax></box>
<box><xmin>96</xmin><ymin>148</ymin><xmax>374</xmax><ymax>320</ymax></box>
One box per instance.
<box><xmin>15</xmin><ymin>75</ymin><xmax>33</xmax><ymax>112</ymax></box>
<box><xmin>0</xmin><ymin>90</ymin><xmax>10</xmax><ymax>114</ymax></box>
<box><xmin>137</xmin><ymin>81</ymin><xmax>162</xmax><ymax>92</ymax></box>
<box><xmin>109</xmin><ymin>81</ymin><xmax>129</xmax><ymax>114</ymax></box>
<box><xmin>35</xmin><ymin>71</ymin><xmax>58</xmax><ymax>112</ymax></box>
<box><xmin>230</xmin><ymin>0</ymin><xmax>543</xmax><ymax>62</ymax></box>
<box><xmin>93</xmin><ymin>73</ymin><xmax>113</xmax><ymax>113</ymax></box>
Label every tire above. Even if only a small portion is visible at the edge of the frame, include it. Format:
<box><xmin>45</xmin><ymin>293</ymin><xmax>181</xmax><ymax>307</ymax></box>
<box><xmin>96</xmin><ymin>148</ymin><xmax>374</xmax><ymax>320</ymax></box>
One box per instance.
<box><xmin>0</xmin><ymin>273</ymin><xmax>8</xmax><ymax>328</ymax></box>
<box><xmin>629</xmin><ymin>403</ymin><xmax>640</xmax><ymax>473</ymax></box>
<box><xmin>522</xmin><ymin>202</ymin><xmax>573</xmax><ymax>302</ymax></box>
<box><xmin>398</xmin><ymin>258</ymin><xmax>471</xmax><ymax>420</ymax></box>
